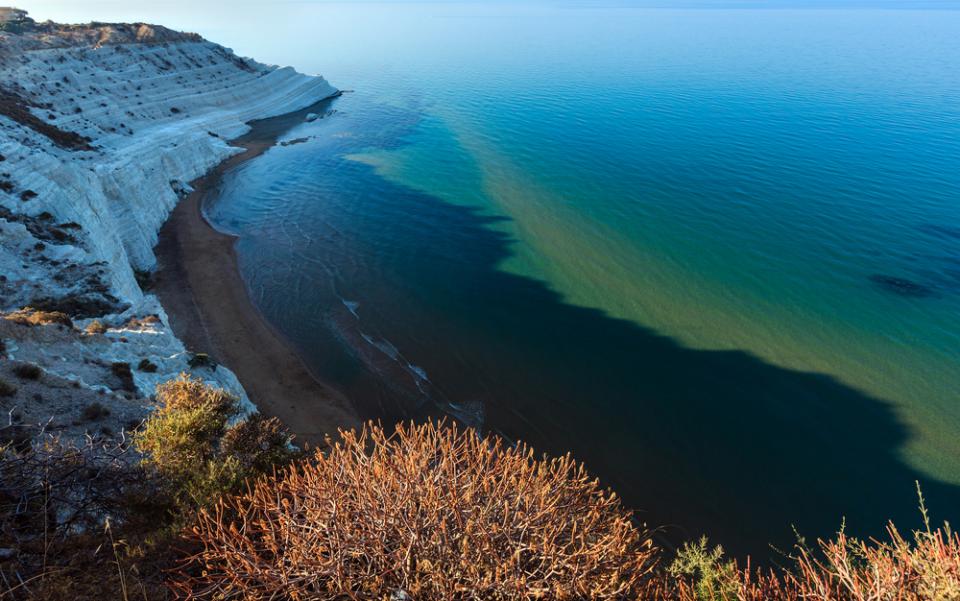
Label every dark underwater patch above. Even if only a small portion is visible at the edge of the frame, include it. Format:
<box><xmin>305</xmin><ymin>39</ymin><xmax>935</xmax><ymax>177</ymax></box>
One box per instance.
<box><xmin>869</xmin><ymin>274</ymin><xmax>937</xmax><ymax>298</ymax></box>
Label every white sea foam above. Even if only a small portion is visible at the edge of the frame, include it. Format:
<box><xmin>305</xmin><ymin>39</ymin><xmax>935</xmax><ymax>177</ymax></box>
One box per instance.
<box><xmin>341</xmin><ymin>299</ymin><xmax>361</xmax><ymax>319</ymax></box>
<box><xmin>360</xmin><ymin>332</ymin><xmax>400</xmax><ymax>361</ymax></box>
<box><xmin>407</xmin><ymin>364</ymin><xmax>429</xmax><ymax>382</ymax></box>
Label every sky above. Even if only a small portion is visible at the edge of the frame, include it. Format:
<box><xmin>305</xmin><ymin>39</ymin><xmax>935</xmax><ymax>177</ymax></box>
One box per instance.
<box><xmin>15</xmin><ymin>0</ymin><xmax>960</xmax><ymax>24</ymax></box>
<box><xmin>13</xmin><ymin>0</ymin><xmax>959</xmax><ymax>79</ymax></box>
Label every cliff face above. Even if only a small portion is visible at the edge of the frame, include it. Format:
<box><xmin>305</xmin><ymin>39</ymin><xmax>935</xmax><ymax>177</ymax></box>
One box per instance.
<box><xmin>0</xmin><ymin>22</ymin><xmax>337</xmax><ymax>437</ymax></box>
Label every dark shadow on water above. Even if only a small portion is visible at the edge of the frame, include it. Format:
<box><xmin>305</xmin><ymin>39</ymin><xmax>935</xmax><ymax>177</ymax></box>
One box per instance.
<box><xmin>224</xmin><ymin>106</ymin><xmax>960</xmax><ymax>562</ymax></box>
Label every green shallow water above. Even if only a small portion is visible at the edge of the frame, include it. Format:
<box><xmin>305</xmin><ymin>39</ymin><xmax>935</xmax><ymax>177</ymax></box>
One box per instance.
<box><xmin>358</xmin><ymin>103</ymin><xmax>960</xmax><ymax>483</ymax></box>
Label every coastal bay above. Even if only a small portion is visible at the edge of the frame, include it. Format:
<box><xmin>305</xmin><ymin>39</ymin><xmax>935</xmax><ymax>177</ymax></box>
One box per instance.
<box><xmin>3</xmin><ymin>4</ymin><xmax>960</xmax><ymax>595</ymax></box>
<box><xmin>154</xmin><ymin>97</ymin><xmax>361</xmax><ymax>448</ymax></box>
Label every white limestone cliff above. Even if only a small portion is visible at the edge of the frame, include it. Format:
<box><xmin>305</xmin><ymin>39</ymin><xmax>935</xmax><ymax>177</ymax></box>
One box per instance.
<box><xmin>0</xmin><ymin>20</ymin><xmax>337</xmax><ymax>435</ymax></box>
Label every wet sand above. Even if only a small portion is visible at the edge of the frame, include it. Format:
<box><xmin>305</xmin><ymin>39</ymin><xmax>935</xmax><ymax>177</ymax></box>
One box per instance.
<box><xmin>154</xmin><ymin>96</ymin><xmax>361</xmax><ymax>448</ymax></box>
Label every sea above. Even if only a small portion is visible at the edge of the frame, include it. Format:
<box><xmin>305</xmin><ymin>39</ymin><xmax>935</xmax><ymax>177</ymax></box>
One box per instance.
<box><xmin>105</xmin><ymin>2</ymin><xmax>960</xmax><ymax>557</ymax></box>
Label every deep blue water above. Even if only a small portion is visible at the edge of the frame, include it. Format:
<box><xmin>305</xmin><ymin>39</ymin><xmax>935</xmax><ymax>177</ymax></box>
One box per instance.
<box><xmin>198</xmin><ymin>5</ymin><xmax>960</xmax><ymax>557</ymax></box>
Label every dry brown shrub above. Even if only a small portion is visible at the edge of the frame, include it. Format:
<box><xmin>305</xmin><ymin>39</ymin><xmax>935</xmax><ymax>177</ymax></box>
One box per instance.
<box><xmin>126</xmin><ymin>314</ymin><xmax>161</xmax><ymax>329</ymax></box>
<box><xmin>0</xmin><ymin>431</ymin><xmax>172</xmax><ymax>600</ymax></box>
<box><xmin>2</xmin><ymin>306</ymin><xmax>73</xmax><ymax>328</ymax></box>
<box><xmin>84</xmin><ymin>319</ymin><xmax>108</xmax><ymax>334</ymax></box>
<box><xmin>785</xmin><ymin>521</ymin><xmax>960</xmax><ymax>601</ymax></box>
<box><xmin>171</xmin><ymin>421</ymin><xmax>657</xmax><ymax>600</ymax></box>
<box><xmin>662</xmin><ymin>495</ymin><xmax>960</xmax><ymax>600</ymax></box>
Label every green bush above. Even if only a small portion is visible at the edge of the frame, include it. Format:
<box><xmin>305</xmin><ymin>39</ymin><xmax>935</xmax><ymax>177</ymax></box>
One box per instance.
<box><xmin>134</xmin><ymin>374</ymin><xmax>295</xmax><ymax>514</ymax></box>
<box><xmin>668</xmin><ymin>537</ymin><xmax>740</xmax><ymax>601</ymax></box>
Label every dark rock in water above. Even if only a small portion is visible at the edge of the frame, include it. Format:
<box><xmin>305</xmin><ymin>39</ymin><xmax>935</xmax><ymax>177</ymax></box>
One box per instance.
<box><xmin>869</xmin><ymin>274</ymin><xmax>936</xmax><ymax>298</ymax></box>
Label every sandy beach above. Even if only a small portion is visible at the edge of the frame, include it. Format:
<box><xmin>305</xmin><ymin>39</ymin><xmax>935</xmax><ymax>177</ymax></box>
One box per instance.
<box><xmin>154</xmin><ymin>96</ymin><xmax>361</xmax><ymax>448</ymax></box>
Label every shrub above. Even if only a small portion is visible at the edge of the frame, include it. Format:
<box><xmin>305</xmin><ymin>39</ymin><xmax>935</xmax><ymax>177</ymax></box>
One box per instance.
<box><xmin>137</xmin><ymin>358</ymin><xmax>158</xmax><ymax>372</ymax></box>
<box><xmin>136</xmin><ymin>374</ymin><xmax>237</xmax><ymax>482</ymax></box>
<box><xmin>80</xmin><ymin>401</ymin><xmax>110</xmax><ymax>421</ymax></box>
<box><xmin>84</xmin><ymin>319</ymin><xmax>107</xmax><ymax>334</ymax></box>
<box><xmin>171</xmin><ymin>421</ymin><xmax>658</xmax><ymax>600</ymax></box>
<box><xmin>0</xmin><ymin>378</ymin><xmax>15</xmax><ymax>397</ymax></box>
<box><xmin>127</xmin><ymin>314</ymin><xmax>161</xmax><ymax>329</ymax></box>
<box><xmin>135</xmin><ymin>375</ymin><xmax>293</xmax><ymax>514</ymax></box>
<box><xmin>0</xmin><ymin>433</ymin><xmax>168</xmax><ymax>601</ymax></box>
<box><xmin>12</xmin><ymin>363</ymin><xmax>41</xmax><ymax>380</ymax></box>
<box><xmin>2</xmin><ymin>306</ymin><xmax>73</xmax><ymax>328</ymax></box>
<box><xmin>667</xmin><ymin>537</ymin><xmax>740</xmax><ymax>600</ymax></box>
<box><xmin>786</xmin><ymin>518</ymin><xmax>960</xmax><ymax>601</ymax></box>
<box><xmin>110</xmin><ymin>361</ymin><xmax>135</xmax><ymax>392</ymax></box>
<box><xmin>662</xmin><ymin>487</ymin><xmax>960</xmax><ymax>600</ymax></box>
<box><xmin>187</xmin><ymin>352</ymin><xmax>215</xmax><ymax>370</ymax></box>
<box><xmin>220</xmin><ymin>412</ymin><xmax>297</xmax><ymax>474</ymax></box>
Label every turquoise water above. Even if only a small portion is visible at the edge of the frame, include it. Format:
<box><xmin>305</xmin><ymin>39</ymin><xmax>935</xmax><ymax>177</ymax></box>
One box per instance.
<box><xmin>201</xmin><ymin>5</ymin><xmax>960</xmax><ymax>557</ymax></box>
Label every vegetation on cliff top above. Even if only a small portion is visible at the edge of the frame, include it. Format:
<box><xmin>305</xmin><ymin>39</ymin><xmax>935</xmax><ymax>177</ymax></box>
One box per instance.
<box><xmin>1</xmin><ymin>376</ymin><xmax>958</xmax><ymax>599</ymax></box>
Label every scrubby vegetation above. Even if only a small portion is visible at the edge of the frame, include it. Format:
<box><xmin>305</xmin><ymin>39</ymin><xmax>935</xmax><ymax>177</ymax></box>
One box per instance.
<box><xmin>172</xmin><ymin>421</ymin><xmax>657</xmax><ymax>600</ymax></box>
<box><xmin>126</xmin><ymin>314</ymin><xmax>161</xmax><ymax>329</ymax></box>
<box><xmin>11</xmin><ymin>363</ymin><xmax>41</xmax><ymax>380</ymax></box>
<box><xmin>135</xmin><ymin>374</ymin><xmax>297</xmax><ymax>512</ymax></box>
<box><xmin>187</xmin><ymin>352</ymin><xmax>215</xmax><ymax>370</ymax></box>
<box><xmin>80</xmin><ymin>401</ymin><xmax>110</xmax><ymax>421</ymax></box>
<box><xmin>664</xmin><ymin>499</ymin><xmax>960</xmax><ymax>600</ymax></box>
<box><xmin>0</xmin><ymin>434</ymin><xmax>162</xmax><ymax>600</ymax></box>
<box><xmin>0</xmin><ymin>375</ymin><xmax>296</xmax><ymax>600</ymax></box>
<box><xmin>2</xmin><ymin>306</ymin><xmax>73</xmax><ymax>328</ymax></box>
<box><xmin>165</xmin><ymin>422</ymin><xmax>960</xmax><ymax>601</ymax></box>
<box><xmin>84</xmin><ymin>319</ymin><xmax>107</xmax><ymax>334</ymax></box>
<box><xmin>2</xmin><ymin>375</ymin><xmax>958</xmax><ymax>599</ymax></box>
<box><xmin>110</xmin><ymin>361</ymin><xmax>135</xmax><ymax>392</ymax></box>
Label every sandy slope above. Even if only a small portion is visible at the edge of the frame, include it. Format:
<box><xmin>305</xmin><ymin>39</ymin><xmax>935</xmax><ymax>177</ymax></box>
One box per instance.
<box><xmin>155</xmin><ymin>102</ymin><xmax>361</xmax><ymax>446</ymax></box>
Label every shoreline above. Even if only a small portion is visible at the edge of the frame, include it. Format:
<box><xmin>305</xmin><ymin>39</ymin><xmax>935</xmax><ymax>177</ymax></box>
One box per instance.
<box><xmin>154</xmin><ymin>94</ymin><xmax>362</xmax><ymax>448</ymax></box>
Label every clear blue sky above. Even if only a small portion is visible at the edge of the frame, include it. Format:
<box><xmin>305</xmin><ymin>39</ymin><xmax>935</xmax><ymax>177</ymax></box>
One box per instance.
<box><xmin>14</xmin><ymin>0</ymin><xmax>959</xmax><ymax>79</ymax></box>
<box><xmin>16</xmin><ymin>0</ymin><xmax>960</xmax><ymax>25</ymax></box>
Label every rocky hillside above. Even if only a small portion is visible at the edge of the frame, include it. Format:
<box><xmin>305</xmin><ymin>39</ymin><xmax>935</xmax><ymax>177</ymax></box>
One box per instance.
<box><xmin>0</xmin><ymin>14</ymin><xmax>337</xmax><ymax>442</ymax></box>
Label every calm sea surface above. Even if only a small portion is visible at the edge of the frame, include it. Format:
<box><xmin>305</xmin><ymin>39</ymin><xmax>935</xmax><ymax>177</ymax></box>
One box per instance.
<box><xmin>199</xmin><ymin>5</ymin><xmax>960</xmax><ymax>556</ymax></box>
